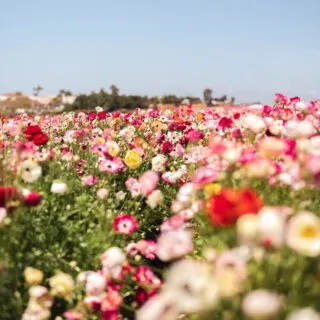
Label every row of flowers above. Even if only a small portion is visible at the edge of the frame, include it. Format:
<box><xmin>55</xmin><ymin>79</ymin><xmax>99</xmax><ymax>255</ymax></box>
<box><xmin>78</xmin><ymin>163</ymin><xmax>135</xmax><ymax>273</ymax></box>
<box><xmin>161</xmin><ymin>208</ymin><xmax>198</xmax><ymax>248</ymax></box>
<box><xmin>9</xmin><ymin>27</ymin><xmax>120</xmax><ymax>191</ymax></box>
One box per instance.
<box><xmin>1</xmin><ymin>93</ymin><xmax>320</xmax><ymax>319</ymax></box>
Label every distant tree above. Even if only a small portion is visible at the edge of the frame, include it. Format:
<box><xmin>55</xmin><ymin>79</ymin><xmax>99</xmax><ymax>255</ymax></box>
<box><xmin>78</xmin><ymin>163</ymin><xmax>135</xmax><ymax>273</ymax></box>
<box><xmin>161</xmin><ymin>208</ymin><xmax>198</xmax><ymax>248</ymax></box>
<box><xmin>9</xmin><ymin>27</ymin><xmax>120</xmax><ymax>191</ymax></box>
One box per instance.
<box><xmin>110</xmin><ymin>85</ymin><xmax>119</xmax><ymax>96</ymax></box>
<box><xmin>161</xmin><ymin>95</ymin><xmax>182</xmax><ymax>106</ymax></box>
<box><xmin>33</xmin><ymin>85</ymin><xmax>43</xmax><ymax>97</ymax></box>
<box><xmin>203</xmin><ymin>88</ymin><xmax>213</xmax><ymax>106</ymax></box>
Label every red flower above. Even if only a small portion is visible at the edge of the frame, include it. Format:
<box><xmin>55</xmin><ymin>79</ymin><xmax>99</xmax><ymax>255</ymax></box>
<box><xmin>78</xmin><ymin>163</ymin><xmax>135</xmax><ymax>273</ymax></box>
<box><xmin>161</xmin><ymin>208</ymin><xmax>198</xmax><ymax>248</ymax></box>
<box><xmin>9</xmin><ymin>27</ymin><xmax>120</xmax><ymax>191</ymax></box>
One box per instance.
<box><xmin>98</xmin><ymin>111</ymin><xmax>107</xmax><ymax>120</ymax></box>
<box><xmin>24</xmin><ymin>125</ymin><xmax>42</xmax><ymax>140</ymax></box>
<box><xmin>0</xmin><ymin>186</ymin><xmax>18</xmax><ymax>208</ymax></box>
<box><xmin>134</xmin><ymin>266</ymin><xmax>161</xmax><ymax>288</ymax></box>
<box><xmin>218</xmin><ymin>117</ymin><xmax>233</xmax><ymax>129</ymax></box>
<box><xmin>162</xmin><ymin>141</ymin><xmax>174</xmax><ymax>154</ymax></box>
<box><xmin>24</xmin><ymin>192</ymin><xmax>42</xmax><ymax>207</ymax></box>
<box><xmin>32</xmin><ymin>133</ymin><xmax>49</xmax><ymax>146</ymax></box>
<box><xmin>135</xmin><ymin>288</ymin><xmax>158</xmax><ymax>307</ymax></box>
<box><xmin>113</xmin><ymin>214</ymin><xmax>138</xmax><ymax>235</ymax></box>
<box><xmin>206</xmin><ymin>188</ymin><xmax>263</xmax><ymax>227</ymax></box>
<box><xmin>88</xmin><ymin>112</ymin><xmax>97</xmax><ymax>121</ymax></box>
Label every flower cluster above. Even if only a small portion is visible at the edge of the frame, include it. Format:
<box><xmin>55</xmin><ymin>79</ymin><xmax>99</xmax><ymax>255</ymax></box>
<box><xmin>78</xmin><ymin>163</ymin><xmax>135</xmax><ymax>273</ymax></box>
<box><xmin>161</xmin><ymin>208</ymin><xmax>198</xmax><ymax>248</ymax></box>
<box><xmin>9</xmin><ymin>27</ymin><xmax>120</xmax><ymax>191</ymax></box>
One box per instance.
<box><xmin>1</xmin><ymin>94</ymin><xmax>320</xmax><ymax>319</ymax></box>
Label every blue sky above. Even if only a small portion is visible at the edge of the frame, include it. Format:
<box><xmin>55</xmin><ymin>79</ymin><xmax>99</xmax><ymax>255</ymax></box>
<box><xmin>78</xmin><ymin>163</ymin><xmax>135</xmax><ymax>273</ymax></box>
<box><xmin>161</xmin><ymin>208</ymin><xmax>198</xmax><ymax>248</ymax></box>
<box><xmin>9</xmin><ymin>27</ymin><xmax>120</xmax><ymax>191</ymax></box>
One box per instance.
<box><xmin>1</xmin><ymin>0</ymin><xmax>320</xmax><ymax>103</ymax></box>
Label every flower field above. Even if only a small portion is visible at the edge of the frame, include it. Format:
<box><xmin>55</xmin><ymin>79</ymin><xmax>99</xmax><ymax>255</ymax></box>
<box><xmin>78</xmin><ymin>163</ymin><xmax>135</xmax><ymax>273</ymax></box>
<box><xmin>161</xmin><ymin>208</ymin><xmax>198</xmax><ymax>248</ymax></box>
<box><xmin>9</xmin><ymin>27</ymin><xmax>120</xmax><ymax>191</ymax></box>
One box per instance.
<box><xmin>1</xmin><ymin>93</ymin><xmax>320</xmax><ymax>320</ymax></box>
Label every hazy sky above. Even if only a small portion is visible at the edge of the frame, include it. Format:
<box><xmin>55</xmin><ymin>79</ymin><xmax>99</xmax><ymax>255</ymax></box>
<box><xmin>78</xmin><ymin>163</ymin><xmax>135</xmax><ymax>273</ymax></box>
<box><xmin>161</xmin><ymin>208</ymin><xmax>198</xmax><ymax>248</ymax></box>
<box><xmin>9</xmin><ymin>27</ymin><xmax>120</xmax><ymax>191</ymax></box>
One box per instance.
<box><xmin>1</xmin><ymin>0</ymin><xmax>320</xmax><ymax>103</ymax></box>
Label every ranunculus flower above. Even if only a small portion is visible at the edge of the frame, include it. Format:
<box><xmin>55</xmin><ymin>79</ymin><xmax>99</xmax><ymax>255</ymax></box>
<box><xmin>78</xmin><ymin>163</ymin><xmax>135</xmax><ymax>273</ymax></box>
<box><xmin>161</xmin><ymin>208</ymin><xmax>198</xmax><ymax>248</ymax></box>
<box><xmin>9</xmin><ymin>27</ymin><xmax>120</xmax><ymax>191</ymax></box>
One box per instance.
<box><xmin>0</xmin><ymin>186</ymin><xmax>18</xmax><ymax>207</ymax></box>
<box><xmin>81</xmin><ymin>175</ymin><xmax>98</xmax><ymax>186</ymax></box>
<box><xmin>139</xmin><ymin>171</ymin><xmax>159</xmax><ymax>196</ymax></box>
<box><xmin>32</xmin><ymin>132</ymin><xmax>49</xmax><ymax>146</ymax></box>
<box><xmin>49</xmin><ymin>272</ymin><xmax>74</xmax><ymax>300</ymax></box>
<box><xmin>50</xmin><ymin>181</ymin><xmax>68</xmax><ymax>194</ymax></box>
<box><xmin>24</xmin><ymin>267</ymin><xmax>44</xmax><ymax>285</ymax></box>
<box><xmin>161</xmin><ymin>141</ymin><xmax>174</xmax><ymax>154</ymax></box>
<box><xmin>24</xmin><ymin>192</ymin><xmax>42</xmax><ymax>207</ymax></box>
<box><xmin>206</xmin><ymin>188</ymin><xmax>263</xmax><ymax>227</ymax></box>
<box><xmin>286</xmin><ymin>211</ymin><xmax>320</xmax><ymax>257</ymax></box>
<box><xmin>113</xmin><ymin>214</ymin><xmax>138</xmax><ymax>235</ymax></box>
<box><xmin>20</xmin><ymin>161</ymin><xmax>42</xmax><ymax>184</ymax></box>
<box><xmin>124</xmin><ymin>150</ymin><xmax>142</xmax><ymax>169</ymax></box>
<box><xmin>242</xmin><ymin>289</ymin><xmax>283</xmax><ymax>319</ymax></box>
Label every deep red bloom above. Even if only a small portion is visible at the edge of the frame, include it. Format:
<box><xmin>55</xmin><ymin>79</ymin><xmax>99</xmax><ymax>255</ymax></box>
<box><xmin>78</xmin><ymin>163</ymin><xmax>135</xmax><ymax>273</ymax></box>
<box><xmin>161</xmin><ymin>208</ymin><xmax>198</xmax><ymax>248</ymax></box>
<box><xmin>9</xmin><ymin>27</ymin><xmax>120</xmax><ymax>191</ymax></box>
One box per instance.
<box><xmin>0</xmin><ymin>186</ymin><xmax>18</xmax><ymax>207</ymax></box>
<box><xmin>24</xmin><ymin>125</ymin><xmax>42</xmax><ymax>140</ymax></box>
<box><xmin>98</xmin><ymin>111</ymin><xmax>107</xmax><ymax>120</ymax></box>
<box><xmin>233</xmin><ymin>112</ymin><xmax>240</xmax><ymax>120</ymax></box>
<box><xmin>88</xmin><ymin>112</ymin><xmax>97</xmax><ymax>121</ymax></box>
<box><xmin>206</xmin><ymin>188</ymin><xmax>263</xmax><ymax>227</ymax></box>
<box><xmin>162</xmin><ymin>141</ymin><xmax>174</xmax><ymax>154</ymax></box>
<box><xmin>218</xmin><ymin>117</ymin><xmax>233</xmax><ymax>129</ymax></box>
<box><xmin>24</xmin><ymin>192</ymin><xmax>42</xmax><ymax>207</ymax></box>
<box><xmin>32</xmin><ymin>133</ymin><xmax>49</xmax><ymax>146</ymax></box>
<box><xmin>135</xmin><ymin>288</ymin><xmax>158</xmax><ymax>307</ymax></box>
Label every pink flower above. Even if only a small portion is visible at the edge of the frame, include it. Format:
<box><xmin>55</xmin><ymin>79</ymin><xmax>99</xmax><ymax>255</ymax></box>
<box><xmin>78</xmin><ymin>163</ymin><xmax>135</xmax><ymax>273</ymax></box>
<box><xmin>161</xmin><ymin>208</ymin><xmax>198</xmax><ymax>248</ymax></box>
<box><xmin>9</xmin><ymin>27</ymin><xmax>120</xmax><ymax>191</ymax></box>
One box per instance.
<box><xmin>81</xmin><ymin>175</ymin><xmax>98</xmax><ymax>186</ymax></box>
<box><xmin>125</xmin><ymin>177</ymin><xmax>141</xmax><ymax>197</ymax></box>
<box><xmin>160</xmin><ymin>215</ymin><xmax>186</xmax><ymax>233</ymax></box>
<box><xmin>192</xmin><ymin>167</ymin><xmax>216</xmax><ymax>186</ymax></box>
<box><xmin>139</xmin><ymin>171</ymin><xmax>159</xmax><ymax>196</ymax></box>
<box><xmin>99</xmin><ymin>158</ymin><xmax>126</xmax><ymax>173</ymax></box>
<box><xmin>24</xmin><ymin>192</ymin><xmax>42</xmax><ymax>207</ymax></box>
<box><xmin>137</xmin><ymin>240</ymin><xmax>157</xmax><ymax>260</ymax></box>
<box><xmin>156</xmin><ymin>229</ymin><xmax>193</xmax><ymax>261</ymax></box>
<box><xmin>186</xmin><ymin>129</ymin><xmax>204</xmax><ymax>142</ymax></box>
<box><xmin>134</xmin><ymin>266</ymin><xmax>161</xmax><ymax>288</ymax></box>
<box><xmin>113</xmin><ymin>214</ymin><xmax>138</xmax><ymax>235</ymax></box>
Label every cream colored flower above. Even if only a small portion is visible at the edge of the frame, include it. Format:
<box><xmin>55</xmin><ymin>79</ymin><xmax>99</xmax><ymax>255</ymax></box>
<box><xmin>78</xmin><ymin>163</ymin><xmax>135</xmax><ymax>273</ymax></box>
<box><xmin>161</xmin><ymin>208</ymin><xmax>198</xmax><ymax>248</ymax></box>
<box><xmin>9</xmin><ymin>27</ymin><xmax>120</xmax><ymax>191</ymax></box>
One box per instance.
<box><xmin>20</xmin><ymin>160</ymin><xmax>42</xmax><ymax>183</ymax></box>
<box><xmin>50</xmin><ymin>181</ymin><xmax>68</xmax><ymax>194</ymax></box>
<box><xmin>146</xmin><ymin>190</ymin><xmax>164</xmax><ymax>209</ymax></box>
<box><xmin>242</xmin><ymin>289</ymin><xmax>283</xmax><ymax>319</ymax></box>
<box><xmin>258</xmin><ymin>207</ymin><xmax>285</xmax><ymax>248</ymax></box>
<box><xmin>24</xmin><ymin>267</ymin><xmax>44</xmax><ymax>285</ymax></box>
<box><xmin>286</xmin><ymin>307</ymin><xmax>320</xmax><ymax>320</ymax></box>
<box><xmin>164</xmin><ymin>259</ymin><xmax>219</xmax><ymax>313</ymax></box>
<box><xmin>286</xmin><ymin>212</ymin><xmax>320</xmax><ymax>257</ymax></box>
<box><xmin>49</xmin><ymin>272</ymin><xmax>74</xmax><ymax>300</ymax></box>
<box><xmin>237</xmin><ymin>214</ymin><xmax>259</xmax><ymax>245</ymax></box>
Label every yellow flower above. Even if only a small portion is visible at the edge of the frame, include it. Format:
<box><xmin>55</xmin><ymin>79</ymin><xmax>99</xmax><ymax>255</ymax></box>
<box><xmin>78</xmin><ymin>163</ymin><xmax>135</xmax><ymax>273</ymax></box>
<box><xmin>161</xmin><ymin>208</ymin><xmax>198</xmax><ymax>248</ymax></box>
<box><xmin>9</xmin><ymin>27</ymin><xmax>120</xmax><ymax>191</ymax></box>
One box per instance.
<box><xmin>24</xmin><ymin>267</ymin><xmax>44</xmax><ymax>285</ymax></box>
<box><xmin>124</xmin><ymin>150</ymin><xmax>142</xmax><ymax>169</ymax></box>
<box><xmin>197</xmin><ymin>113</ymin><xmax>204</xmax><ymax>121</ymax></box>
<box><xmin>93</xmin><ymin>137</ymin><xmax>105</xmax><ymax>145</ymax></box>
<box><xmin>204</xmin><ymin>183</ymin><xmax>221</xmax><ymax>198</ymax></box>
<box><xmin>49</xmin><ymin>272</ymin><xmax>74</xmax><ymax>300</ymax></box>
<box><xmin>107</xmin><ymin>141</ymin><xmax>120</xmax><ymax>157</ymax></box>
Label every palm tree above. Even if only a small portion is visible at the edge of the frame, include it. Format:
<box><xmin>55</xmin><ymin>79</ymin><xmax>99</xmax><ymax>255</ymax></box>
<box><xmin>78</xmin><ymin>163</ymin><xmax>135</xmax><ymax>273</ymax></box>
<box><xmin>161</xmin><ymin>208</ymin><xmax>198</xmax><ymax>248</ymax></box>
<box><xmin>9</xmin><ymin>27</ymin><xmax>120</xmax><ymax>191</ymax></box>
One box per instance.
<box><xmin>33</xmin><ymin>85</ymin><xmax>43</xmax><ymax>97</ymax></box>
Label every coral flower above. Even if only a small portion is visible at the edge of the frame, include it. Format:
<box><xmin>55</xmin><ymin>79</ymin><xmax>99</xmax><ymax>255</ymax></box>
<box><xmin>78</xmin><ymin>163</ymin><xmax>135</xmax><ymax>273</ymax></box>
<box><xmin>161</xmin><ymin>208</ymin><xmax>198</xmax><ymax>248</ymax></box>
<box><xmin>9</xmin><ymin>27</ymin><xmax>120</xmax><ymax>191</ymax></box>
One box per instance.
<box><xmin>206</xmin><ymin>188</ymin><xmax>263</xmax><ymax>227</ymax></box>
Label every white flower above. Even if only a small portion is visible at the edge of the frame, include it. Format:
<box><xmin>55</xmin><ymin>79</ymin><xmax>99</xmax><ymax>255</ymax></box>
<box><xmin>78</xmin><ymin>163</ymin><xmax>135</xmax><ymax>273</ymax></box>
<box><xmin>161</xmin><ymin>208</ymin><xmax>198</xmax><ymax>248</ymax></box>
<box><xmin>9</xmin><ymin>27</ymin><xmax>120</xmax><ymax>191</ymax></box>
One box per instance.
<box><xmin>20</xmin><ymin>160</ymin><xmax>42</xmax><ymax>183</ymax></box>
<box><xmin>136</xmin><ymin>291</ymin><xmax>179</xmax><ymax>320</ymax></box>
<box><xmin>242</xmin><ymin>289</ymin><xmax>283</xmax><ymax>319</ymax></box>
<box><xmin>156</xmin><ymin>229</ymin><xmax>193</xmax><ymax>262</ymax></box>
<box><xmin>50</xmin><ymin>181</ymin><xmax>68</xmax><ymax>194</ymax></box>
<box><xmin>243</xmin><ymin>114</ymin><xmax>266</xmax><ymax>133</ymax></box>
<box><xmin>95</xmin><ymin>106</ymin><xmax>103</xmax><ymax>112</ymax></box>
<box><xmin>286</xmin><ymin>308</ymin><xmax>320</xmax><ymax>320</ymax></box>
<box><xmin>115</xmin><ymin>191</ymin><xmax>126</xmax><ymax>201</ymax></box>
<box><xmin>101</xmin><ymin>247</ymin><xmax>126</xmax><ymax>278</ymax></box>
<box><xmin>286</xmin><ymin>211</ymin><xmax>320</xmax><ymax>257</ymax></box>
<box><xmin>215</xmin><ymin>250</ymin><xmax>247</xmax><ymax>298</ymax></box>
<box><xmin>176</xmin><ymin>183</ymin><xmax>196</xmax><ymax>206</ymax></box>
<box><xmin>164</xmin><ymin>259</ymin><xmax>219</xmax><ymax>313</ymax></box>
<box><xmin>285</xmin><ymin>120</ymin><xmax>315</xmax><ymax>138</ymax></box>
<box><xmin>146</xmin><ymin>190</ymin><xmax>164</xmax><ymax>209</ymax></box>
<box><xmin>85</xmin><ymin>272</ymin><xmax>106</xmax><ymax>296</ymax></box>
<box><xmin>152</xmin><ymin>155</ymin><xmax>167</xmax><ymax>172</ymax></box>
<box><xmin>258</xmin><ymin>207</ymin><xmax>285</xmax><ymax>248</ymax></box>
<box><xmin>0</xmin><ymin>208</ymin><xmax>7</xmax><ymax>224</ymax></box>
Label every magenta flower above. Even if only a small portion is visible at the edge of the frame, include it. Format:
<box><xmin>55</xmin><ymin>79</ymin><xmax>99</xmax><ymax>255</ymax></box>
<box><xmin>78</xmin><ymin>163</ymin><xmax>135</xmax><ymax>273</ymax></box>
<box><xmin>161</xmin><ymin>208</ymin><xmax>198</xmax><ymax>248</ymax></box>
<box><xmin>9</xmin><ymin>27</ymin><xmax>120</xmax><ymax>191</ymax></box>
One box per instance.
<box><xmin>113</xmin><ymin>214</ymin><xmax>138</xmax><ymax>235</ymax></box>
